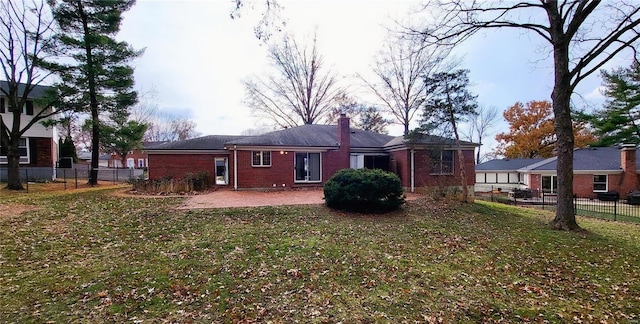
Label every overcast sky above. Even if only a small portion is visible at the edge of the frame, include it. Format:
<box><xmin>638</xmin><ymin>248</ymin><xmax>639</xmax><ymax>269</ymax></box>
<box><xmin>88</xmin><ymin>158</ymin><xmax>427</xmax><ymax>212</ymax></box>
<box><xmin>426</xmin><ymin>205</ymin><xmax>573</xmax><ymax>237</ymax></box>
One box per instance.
<box><xmin>118</xmin><ymin>0</ymin><xmax>625</xmax><ymax>149</ymax></box>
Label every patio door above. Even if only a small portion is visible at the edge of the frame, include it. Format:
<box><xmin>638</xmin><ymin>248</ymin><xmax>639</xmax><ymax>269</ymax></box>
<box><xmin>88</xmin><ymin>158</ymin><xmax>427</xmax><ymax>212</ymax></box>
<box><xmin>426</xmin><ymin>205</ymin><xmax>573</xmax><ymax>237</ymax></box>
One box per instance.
<box><xmin>541</xmin><ymin>175</ymin><xmax>557</xmax><ymax>193</ymax></box>
<box><xmin>215</xmin><ymin>158</ymin><xmax>228</xmax><ymax>185</ymax></box>
<box><xmin>295</xmin><ymin>152</ymin><xmax>321</xmax><ymax>182</ymax></box>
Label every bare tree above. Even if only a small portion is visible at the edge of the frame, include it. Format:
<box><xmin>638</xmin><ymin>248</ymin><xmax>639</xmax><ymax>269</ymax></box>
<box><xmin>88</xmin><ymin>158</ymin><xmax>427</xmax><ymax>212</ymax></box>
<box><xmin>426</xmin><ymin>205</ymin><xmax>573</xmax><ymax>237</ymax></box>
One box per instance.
<box><xmin>463</xmin><ymin>105</ymin><xmax>500</xmax><ymax>164</ymax></box>
<box><xmin>242</xmin><ymin>31</ymin><xmax>346</xmax><ymax>128</ymax></box>
<box><xmin>230</xmin><ymin>0</ymin><xmax>284</xmax><ymax>41</ymax></box>
<box><xmin>0</xmin><ymin>0</ymin><xmax>60</xmax><ymax>190</ymax></box>
<box><xmin>361</xmin><ymin>32</ymin><xmax>450</xmax><ymax>135</ymax></box>
<box><xmin>412</xmin><ymin>1</ymin><xmax>640</xmax><ymax>231</ymax></box>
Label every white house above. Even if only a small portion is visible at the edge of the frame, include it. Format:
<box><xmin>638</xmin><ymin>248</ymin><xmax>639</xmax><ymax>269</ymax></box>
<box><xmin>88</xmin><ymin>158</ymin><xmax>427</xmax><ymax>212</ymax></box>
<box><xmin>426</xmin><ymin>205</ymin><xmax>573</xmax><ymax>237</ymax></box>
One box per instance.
<box><xmin>0</xmin><ymin>81</ymin><xmax>58</xmax><ymax>181</ymax></box>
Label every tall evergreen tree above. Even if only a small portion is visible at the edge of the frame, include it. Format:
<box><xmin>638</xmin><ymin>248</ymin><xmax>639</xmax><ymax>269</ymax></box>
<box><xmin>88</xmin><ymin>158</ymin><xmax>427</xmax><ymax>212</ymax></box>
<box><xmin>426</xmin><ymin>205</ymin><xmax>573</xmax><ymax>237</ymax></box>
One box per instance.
<box><xmin>421</xmin><ymin>69</ymin><xmax>477</xmax><ymax>202</ymax></box>
<box><xmin>588</xmin><ymin>62</ymin><xmax>640</xmax><ymax>146</ymax></box>
<box><xmin>47</xmin><ymin>0</ymin><xmax>142</xmax><ymax>185</ymax></box>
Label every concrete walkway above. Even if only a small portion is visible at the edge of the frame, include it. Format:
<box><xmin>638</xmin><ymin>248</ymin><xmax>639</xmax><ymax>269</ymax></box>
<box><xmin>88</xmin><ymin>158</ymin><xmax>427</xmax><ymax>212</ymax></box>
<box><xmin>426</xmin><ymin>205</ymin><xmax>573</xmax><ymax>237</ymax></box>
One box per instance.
<box><xmin>179</xmin><ymin>189</ymin><xmax>421</xmax><ymax>209</ymax></box>
<box><xmin>179</xmin><ymin>189</ymin><xmax>326</xmax><ymax>209</ymax></box>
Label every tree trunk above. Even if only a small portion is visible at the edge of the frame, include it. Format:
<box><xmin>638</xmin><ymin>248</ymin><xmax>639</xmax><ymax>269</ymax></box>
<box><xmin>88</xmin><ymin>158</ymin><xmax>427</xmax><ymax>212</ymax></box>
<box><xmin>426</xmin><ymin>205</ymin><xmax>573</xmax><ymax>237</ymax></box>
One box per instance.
<box><xmin>449</xmin><ymin>111</ymin><xmax>468</xmax><ymax>202</ymax></box>
<box><xmin>6</xmin><ymin>140</ymin><xmax>24</xmax><ymax>190</ymax></box>
<box><xmin>89</xmin><ymin>106</ymin><xmax>99</xmax><ymax>185</ymax></box>
<box><xmin>476</xmin><ymin>138</ymin><xmax>482</xmax><ymax>165</ymax></box>
<box><xmin>549</xmin><ymin>12</ymin><xmax>579</xmax><ymax>230</ymax></box>
<box><xmin>80</xmin><ymin>1</ymin><xmax>99</xmax><ymax>186</ymax></box>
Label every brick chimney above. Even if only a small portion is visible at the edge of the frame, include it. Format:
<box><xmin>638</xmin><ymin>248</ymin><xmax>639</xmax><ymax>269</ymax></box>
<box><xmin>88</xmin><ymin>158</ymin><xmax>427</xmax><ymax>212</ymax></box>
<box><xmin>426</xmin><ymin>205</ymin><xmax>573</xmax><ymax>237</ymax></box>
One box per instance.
<box><xmin>619</xmin><ymin>144</ymin><xmax>638</xmax><ymax>194</ymax></box>
<box><xmin>337</xmin><ymin>113</ymin><xmax>351</xmax><ymax>168</ymax></box>
<box><xmin>338</xmin><ymin>113</ymin><xmax>350</xmax><ymax>148</ymax></box>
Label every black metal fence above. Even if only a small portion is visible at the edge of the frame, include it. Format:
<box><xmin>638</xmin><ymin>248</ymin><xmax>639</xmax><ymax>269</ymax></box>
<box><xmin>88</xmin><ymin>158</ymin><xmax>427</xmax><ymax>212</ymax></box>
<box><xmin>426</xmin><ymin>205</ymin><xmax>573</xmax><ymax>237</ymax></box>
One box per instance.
<box><xmin>0</xmin><ymin>165</ymin><xmax>144</xmax><ymax>192</ymax></box>
<box><xmin>55</xmin><ymin>167</ymin><xmax>144</xmax><ymax>188</ymax></box>
<box><xmin>573</xmin><ymin>195</ymin><xmax>640</xmax><ymax>223</ymax></box>
<box><xmin>475</xmin><ymin>187</ymin><xmax>558</xmax><ymax>209</ymax></box>
<box><xmin>476</xmin><ymin>186</ymin><xmax>640</xmax><ymax>224</ymax></box>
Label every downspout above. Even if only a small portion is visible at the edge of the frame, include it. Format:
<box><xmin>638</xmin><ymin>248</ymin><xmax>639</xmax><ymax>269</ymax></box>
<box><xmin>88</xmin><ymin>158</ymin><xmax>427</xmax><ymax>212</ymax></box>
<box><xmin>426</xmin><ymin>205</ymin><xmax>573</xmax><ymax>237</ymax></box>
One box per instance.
<box><xmin>233</xmin><ymin>145</ymin><xmax>238</xmax><ymax>191</ymax></box>
<box><xmin>410</xmin><ymin>149</ymin><xmax>415</xmax><ymax>193</ymax></box>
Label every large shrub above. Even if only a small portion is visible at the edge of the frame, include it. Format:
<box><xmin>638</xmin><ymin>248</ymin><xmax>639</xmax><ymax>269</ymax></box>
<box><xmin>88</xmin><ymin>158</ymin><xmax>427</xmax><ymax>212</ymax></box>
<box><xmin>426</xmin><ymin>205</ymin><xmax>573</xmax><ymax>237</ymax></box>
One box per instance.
<box><xmin>324</xmin><ymin>168</ymin><xmax>406</xmax><ymax>213</ymax></box>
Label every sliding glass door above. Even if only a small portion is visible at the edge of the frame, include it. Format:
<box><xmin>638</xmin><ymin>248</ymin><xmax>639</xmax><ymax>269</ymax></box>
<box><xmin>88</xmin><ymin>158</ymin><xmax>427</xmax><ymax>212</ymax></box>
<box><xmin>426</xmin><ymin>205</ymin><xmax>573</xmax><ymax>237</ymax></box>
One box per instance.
<box><xmin>295</xmin><ymin>152</ymin><xmax>321</xmax><ymax>182</ymax></box>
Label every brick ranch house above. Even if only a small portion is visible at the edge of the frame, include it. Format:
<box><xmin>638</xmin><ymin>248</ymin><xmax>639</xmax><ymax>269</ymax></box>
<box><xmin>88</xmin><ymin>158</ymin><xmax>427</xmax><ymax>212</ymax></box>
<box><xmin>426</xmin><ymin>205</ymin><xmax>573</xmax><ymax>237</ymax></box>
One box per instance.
<box><xmin>475</xmin><ymin>144</ymin><xmax>640</xmax><ymax>198</ymax></box>
<box><xmin>144</xmin><ymin>114</ymin><xmax>479</xmax><ymax>192</ymax></box>
<box><xmin>0</xmin><ymin>81</ymin><xmax>58</xmax><ymax>181</ymax></box>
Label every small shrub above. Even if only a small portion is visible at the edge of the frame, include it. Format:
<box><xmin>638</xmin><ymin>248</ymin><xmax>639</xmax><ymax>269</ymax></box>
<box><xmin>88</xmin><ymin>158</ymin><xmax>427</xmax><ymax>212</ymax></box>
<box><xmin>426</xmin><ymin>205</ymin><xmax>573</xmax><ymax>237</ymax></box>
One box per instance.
<box><xmin>131</xmin><ymin>172</ymin><xmax>213</xmax><ymax>194</ymax></box>
<box><xmin>324</xmin><ymin>168</ymin><xmax>405</xmax><ymax>213</ymax></box>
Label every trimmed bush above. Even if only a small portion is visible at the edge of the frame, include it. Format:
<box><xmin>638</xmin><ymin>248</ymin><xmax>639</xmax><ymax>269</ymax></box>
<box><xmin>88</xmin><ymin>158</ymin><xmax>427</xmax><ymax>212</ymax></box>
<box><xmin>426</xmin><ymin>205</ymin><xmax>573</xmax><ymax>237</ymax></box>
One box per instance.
<box><xmin>324</xmin><ymin>168</ymin><xmax>406</xmax><ymax>213</ymax></box>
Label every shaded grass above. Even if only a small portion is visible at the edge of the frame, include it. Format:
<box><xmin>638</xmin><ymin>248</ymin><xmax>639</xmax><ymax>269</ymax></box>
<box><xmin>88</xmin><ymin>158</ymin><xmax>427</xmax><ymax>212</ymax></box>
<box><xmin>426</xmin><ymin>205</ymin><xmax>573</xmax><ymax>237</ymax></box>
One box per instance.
<box><xmin>1</xmin><ymin>188</ymin><xmax>639</xmax><ymax>322</ymax></box>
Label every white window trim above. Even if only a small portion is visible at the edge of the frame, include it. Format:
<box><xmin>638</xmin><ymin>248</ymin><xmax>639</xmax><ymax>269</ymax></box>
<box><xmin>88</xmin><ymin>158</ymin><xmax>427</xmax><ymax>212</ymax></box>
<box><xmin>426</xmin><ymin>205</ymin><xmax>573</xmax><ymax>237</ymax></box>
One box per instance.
<box><xmin>429</xmin><ymin>150</ymin><xmax>454</xmax><ymax>175</ymax></box>
<box><xmin>251</xmin><ymin>150</ymin><xmax>272</xmax><ymax>167</ymax></box>
<box><xmin>541</xmin><ymin>175</ymin><xmax>558</xmax><ymax>194</ymax></box>
<box><xmin>294</xmin><ymin>152</ymin><xmax>322</xmax><ymax>183</ymax></box>
<box><xmin>0</xmin><ymin>137</ymin><xmax>30</xmax><ymax>164</ymax></box>
<box><xmin>593</xmin><ymin>174</ymin><xmax>608</xmax><ymax>193</ymax></box>
<box><xmin>215</xmin><ymin>157</ymin><xmax>228</xmax><ymax>185</ymax></box>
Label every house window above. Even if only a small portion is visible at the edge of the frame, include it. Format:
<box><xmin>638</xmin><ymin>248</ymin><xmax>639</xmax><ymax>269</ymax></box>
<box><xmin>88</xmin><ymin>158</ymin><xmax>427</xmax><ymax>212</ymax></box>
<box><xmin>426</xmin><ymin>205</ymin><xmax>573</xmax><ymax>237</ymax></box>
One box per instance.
<box><xmin>593</xmin><ymin>175</ymin><xmax>607</xmax><ymax>192</ymax></box>
<box><xmin>0</xmin><ymin>137</ymin><xmax>29</xmax><ymax>164</ymax></box>
<box><xmin>215</xmin><ymin>158</ymin><xmax>228</xmax><ymax>185</ymax></box>
<box><xmin>252</xmin><ymin>151</ymin><xmax>271</xmax><ymax>167</ymax></box>
<box><xmin>542</xmin><ymin>175</ymin><xmax>558</xmax><ymax>194</ymax></box>
<box><xmin>23</xmin><ymin>100</ymin><xmax>34</xmax><ymax>115</ymax></box>
<box><xmin>0</xmin><ymin>99</ymin><xmax>32</xmax><ymax>114</ymax></box>
<box><xmin>350</xmin><ymin>154</ymin><xmax>390</xmax><ymax>171</ymax></box>
<box><xmin>137</xmin><ymin>159</ymin><xmax>145</xmax><ymax>168</ymax></box>
<box><xmin>295</xmin><ymin>152</ymin><xmax>321</xmax><ymax>182</ymax></box>
<box><xmin>429</xmin><ymin>150</ymin><xmax>454</xmax><ymax>175</ymax></box>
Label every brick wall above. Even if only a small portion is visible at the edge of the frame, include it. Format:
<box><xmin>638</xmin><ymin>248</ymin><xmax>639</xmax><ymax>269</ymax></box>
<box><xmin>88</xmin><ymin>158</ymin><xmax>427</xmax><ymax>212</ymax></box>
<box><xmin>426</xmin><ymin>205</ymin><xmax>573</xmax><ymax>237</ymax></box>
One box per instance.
<box><xmin>619</xmin><ymin>146</ymin><xmax>638</xmax><ymax>195</ymax></box>
<box><xmin>148</xmin><ymin>153</ymin><xmax>225</xmax><ymax>182</ymax></box>
<box><xmin>235</xmin><ymin>150</ymin><xmax>296</xmax><ymax>189</ymax></box>
<box><xmin>390</xmin><ymin>150</ymin><xmax>409</xmax><ymax>187</ymax></box>
<box><xmin>389</xmin><ymin>148</ymin><xmax>475</xmax><ymax>189</ymax></box>
<box><xmin>30</xmin><ymin>137</ymin><xmax>53</xmax><ymax>167</ymax></box>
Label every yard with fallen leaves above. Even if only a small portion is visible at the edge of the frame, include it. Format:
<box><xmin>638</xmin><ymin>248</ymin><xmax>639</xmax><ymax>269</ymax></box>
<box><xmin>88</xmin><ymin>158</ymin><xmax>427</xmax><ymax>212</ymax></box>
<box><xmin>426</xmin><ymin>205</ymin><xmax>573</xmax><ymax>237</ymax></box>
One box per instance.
<box><xmin>1</xmin><ymin>187</ymin><xmax>639</xmax><ymax>323</ymax></box>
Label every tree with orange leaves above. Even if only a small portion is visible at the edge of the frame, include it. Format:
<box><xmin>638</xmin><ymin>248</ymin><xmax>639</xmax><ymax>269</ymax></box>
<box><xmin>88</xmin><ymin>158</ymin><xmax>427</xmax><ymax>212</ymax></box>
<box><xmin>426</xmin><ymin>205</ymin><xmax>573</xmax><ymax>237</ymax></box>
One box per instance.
<box><xmin>495</xmin><ymin>101</ymin><xmax>596</xmax><ymax>159</ymax></box>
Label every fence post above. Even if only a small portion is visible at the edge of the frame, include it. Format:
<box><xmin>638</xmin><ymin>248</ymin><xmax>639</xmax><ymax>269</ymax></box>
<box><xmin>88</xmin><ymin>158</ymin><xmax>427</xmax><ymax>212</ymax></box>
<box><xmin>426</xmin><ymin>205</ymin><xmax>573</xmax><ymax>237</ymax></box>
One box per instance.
<box><xmin>75</xmin><ymin>168</ymin><xmax>78</xmax><ymax>189</ymax></box>
<box><xmin>63</xmin><ymin>169</ymin><xmax>66</xmax><ymax>190</ymax></box>
<box><xmin>614</xmin><ymin>199</ymin><xmax>617</xmax><ymax>221</ymax></box>
<box><xmin>573</xmin><ymin>194</ymin><xmax>577</xmax><ymax>215</ymax></box>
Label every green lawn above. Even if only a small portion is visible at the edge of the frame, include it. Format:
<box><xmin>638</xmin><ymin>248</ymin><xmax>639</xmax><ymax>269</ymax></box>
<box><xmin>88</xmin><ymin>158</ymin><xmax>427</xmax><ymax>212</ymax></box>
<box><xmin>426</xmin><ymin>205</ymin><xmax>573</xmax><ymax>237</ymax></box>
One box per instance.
<box><xmin>1</xmin><ymin>188</ymin><xmax>639</xmax><ymax>322</ymax></box>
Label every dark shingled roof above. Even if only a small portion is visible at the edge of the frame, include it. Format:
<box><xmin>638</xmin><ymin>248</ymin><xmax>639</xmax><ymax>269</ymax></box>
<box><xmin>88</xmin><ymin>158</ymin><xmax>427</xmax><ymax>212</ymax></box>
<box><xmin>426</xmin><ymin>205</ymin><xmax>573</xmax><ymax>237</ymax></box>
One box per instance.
<box><xmin>528</xmin><ymin>147</ymin><xmax>640</xmax><ymax>171</ymax></box>
<box><xmin>145</xmin><ymin>124</ymin><xmax>472</xmax><ymax>151</ymax></box>
<box><xmin>0</xmin><ymin>81</ymin><xmax>51</xmax><ymax>98</ymax></box>
<box><xmin>228</xmin><ymin>124</ymin><xmax>395</xmax><ymax>148</ymax></box>
<box><xmin>476</xmin><ymin>158</ymin><xmax>545</xmax><ymax>171</ymax></box>
<box><xmin>384</xmin><ymin>134</ymin><xmax>478</xmax><ymax>148</ymax></box>
<box><xmin>145</xmin><ymin>135</ymin><xmax>247</xmax><ymax>150</ymax></box>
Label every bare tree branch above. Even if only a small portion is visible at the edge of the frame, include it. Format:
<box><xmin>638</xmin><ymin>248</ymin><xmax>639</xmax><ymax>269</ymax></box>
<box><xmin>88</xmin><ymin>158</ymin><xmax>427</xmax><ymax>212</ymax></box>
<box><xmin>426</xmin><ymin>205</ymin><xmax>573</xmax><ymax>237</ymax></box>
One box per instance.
<box><xmin>243</xmin><ymin>31</ymin><xmax>346</xmax><ymax>128</ymax></box>
<box><xmin>409</xmin><ymin>0</ymin><xmax>640</xmax><ymax>230</ymax></box>
<box><xmin>360</xmin><ymin>32</ymin><xmax>450</xmax><ymax>135</ymax></box>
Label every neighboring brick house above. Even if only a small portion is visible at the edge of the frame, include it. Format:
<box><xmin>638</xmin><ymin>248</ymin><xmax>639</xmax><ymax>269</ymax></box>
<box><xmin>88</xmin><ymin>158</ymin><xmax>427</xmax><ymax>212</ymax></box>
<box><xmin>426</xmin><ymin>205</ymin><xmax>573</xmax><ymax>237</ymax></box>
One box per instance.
<box><xmin>107</xmin><ymin>142</ymin><xmax>167</xmax><ymax>169</ymax></box>
<box><xmin>475</xmin><ymin>144</ymin><xmax>640</xmax><ymax>198</ymax></box>
<box><xmin>0</xmin><ymin>82</ymin><xmax>58</xmax><ymax>181</ymax></box>
<box><xmin>145</xmin><ymin>114</ymin><xmax>478</xmax><ymax>192</ymax></box>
